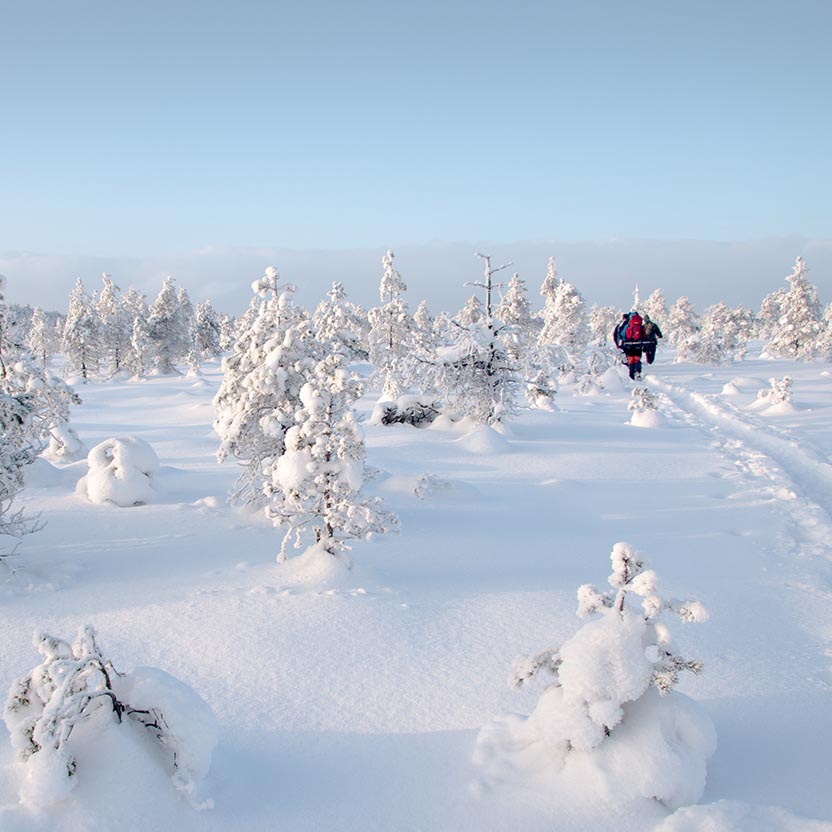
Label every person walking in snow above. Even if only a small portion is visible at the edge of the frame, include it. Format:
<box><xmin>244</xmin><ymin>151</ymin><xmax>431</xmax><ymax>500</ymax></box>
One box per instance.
<box><xmin>643</xmin><ymin>314</ymin><xmax>663</xmax><ymax>365</ymax></box>
<box><xmin>615</xmin><ymin>311</ymin><xmax>645</xmax><ymax>380</ymax></box>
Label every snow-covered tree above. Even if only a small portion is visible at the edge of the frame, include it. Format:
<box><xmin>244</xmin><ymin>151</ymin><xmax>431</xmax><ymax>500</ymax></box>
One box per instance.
<box><xmin>643</xmin><ymin>289</ymin><xmax>669</xmax><ymax>326</ymax></box>
<box><xmin>177</xmin><ymin>286</ymin><xmax>200</xmax><ymax>373</ymax></box>
<box><xmin>4</xmin><ymin>625</ymin><xmax>216</xmax><ymax>808</ymax></box>
<box><xmin>588</xmin><ymin>304</ymin><xmax>618</xmax><ymax>348</ymax></box>
<box><xmin>765</xmin><ymin>257</ymin><xmax>822</xmax><ymax>360</ymax></box>
<box><xmin>475</xmin><ymin>542</ymin><xmax>715</xmax><ymax>810</ymax></box>
<box><xmin>537</xmin><ymin>267</ymin><xmax>590</xmax><ymax>375</ymax></box>
<box><xmin>263</xmin><ymin>352</ymin><xmax>398</xmax><ymax>561</ymax></box>
<box><xmin>214</xmin><ymin>270</ymin><xmax>315</xmax><ymax>507</ymax></box>
<box><xmin>456</xmin><ymin>295</ymin><xmax>484</xmax><ymax>328</ymax></box>
<box><xmin>666</xmin><ymin>296</ymin><xmax>700</xmax><ymax>359</ymax></box>
<box><xmin>62</xmin><ymin>279</ymin><xmax>100</xmax><ymax>381</ymax></box>
<box><xmin>757</xmin><ymin>285</ymin><xmax>787</xmax><ymax>340</ymax></box>
<box><xmin>425</xmin><ymin>254</ymin><xmax>520</xmax><ymax>425</ymax></box>
<box><xmin>687</xmin><ymin>302</ymin><xmax>737</xmax><ymax>365</ymax></box>
<box><xmin>26</xmin><ymin>308</ymin><xmax>52</xmax><ymax>368</ymax></box>
<box><xmin>368</xmin><ymin>250</ymin><xmax>416</xmax><ymax>398</ymax></box>
<box><xmin>193</xmin><ymin>299</ymin><xmax>223</xmax><ymax>363</ymax></box>
<box><xmin>817</xmin><ymin>303</ymin><xmax>832</xmax><ymax>360</ymax></box>
<box><xmin>312</xmin><ymin>282</ymin><xmax>369</xmax><ymax>361</ymax></box>
<box><xmin>95</xmin><ymin>274</ymin><xmax>132</xmax><ymax>377</ymax></box>
<box><xmin>1</xmin><ymin>280</ymin><xmax>81</xmax><ymax>555</ymax></box>
<box><xmin>147</xmin><ymin>277</ymin><xmax>189</xmax><ymax>374</ymax></box>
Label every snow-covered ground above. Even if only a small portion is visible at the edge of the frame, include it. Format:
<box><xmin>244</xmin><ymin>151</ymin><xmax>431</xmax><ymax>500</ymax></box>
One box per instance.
<box><xmin>1</xmin><ymin>349</ymin><xmax>831</xmax><ymax>831</ymax></box>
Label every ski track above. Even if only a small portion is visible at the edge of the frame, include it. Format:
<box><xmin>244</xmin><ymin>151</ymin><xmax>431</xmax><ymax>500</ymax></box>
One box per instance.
<box><xmin>651</xmin><ymin>374</ymin><xmax>832</xmax><ymax>672</ymax></box>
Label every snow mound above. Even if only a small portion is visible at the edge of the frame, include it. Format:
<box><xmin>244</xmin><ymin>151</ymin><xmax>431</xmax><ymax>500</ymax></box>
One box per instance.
<box><xmin>599</xmin><ymin>367</ymin><xmax>627</xmax><ymax>392</ymax></box>
<box><xmin>455</xmin><ymin>424</ymin><xmax>510</xmax><ymax>454</ymax></box>
<box><xmin>723</xmin><ymin>376</ymin><xmax>766</xmax><ymax>394</ymax></box>
<box><xmin>276</xmin><ymin>541</ymin><xmax>353</xmax><ymax>590</ymax></box>
<box><xmin>76</xmin><ymin>436</ymin><xmax>160</xmax><ymax>506</ymax></box>
<box><xmin>45</xmin><ymin>423</ymin><xmax>86</xmax><ymax>462</ymax></box>
<box><xmin>630</xmin><ymin>409</ymin><xmax>669</xmax><ymax>428</ymax></box>
<box><xmin>762</xmin><ymin>401</ymin><xmax>799</xmax><ymax>416</ymax></box>
<box><xmin>656</xmin><ymin>799</ymin><xmax>832</xmax><ymax>831</ymax></box>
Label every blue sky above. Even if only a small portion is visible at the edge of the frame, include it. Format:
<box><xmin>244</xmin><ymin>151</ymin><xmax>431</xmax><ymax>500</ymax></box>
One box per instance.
<box><xmin>0</xmin><ymin>1</ymin><xmax>829</xmax><ymax>311</ymax></box>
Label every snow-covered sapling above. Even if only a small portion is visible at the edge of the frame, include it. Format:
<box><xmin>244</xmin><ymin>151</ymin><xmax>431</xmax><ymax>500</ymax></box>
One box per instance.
<box><xmin>475</xmin><ymin>542</ymin><xmax>716</xmax><ymax>810</ymax></box>
<box><xmin>759</xmin><ymin>376</ymin><xmax>792</xmax><ymax>405</ymax></box>
<box><xmin>629</xmin><ymin>386</ymin><xmax>659</xmax><ymax>413</ymax></box>
<box><xmin>4</xmin><ymin>625</ymin><xmax>216</xmax><ymax>808</ymax></box>
<box><xmin>76</xmin><ymin>436</ymin><xmax>159</xmax><ymax>507</ymax></box>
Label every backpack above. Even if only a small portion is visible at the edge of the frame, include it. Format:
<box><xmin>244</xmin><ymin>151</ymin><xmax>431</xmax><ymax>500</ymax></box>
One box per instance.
<box><xmin>623</xmin><ymin>312</ymin><xmax>643</xmax><ymax>344</ymax></box>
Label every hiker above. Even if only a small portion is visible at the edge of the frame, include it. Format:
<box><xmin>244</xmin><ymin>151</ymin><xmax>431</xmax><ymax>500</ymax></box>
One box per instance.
<box><xmin>643</xmin><ymin>314</ymin><xmax>663</xmax><ymax>365</ymax></box>
<box><xmin>616</xmin><ymin>311</ymin><xmax>644</xmax><ymax>380</ymax></box>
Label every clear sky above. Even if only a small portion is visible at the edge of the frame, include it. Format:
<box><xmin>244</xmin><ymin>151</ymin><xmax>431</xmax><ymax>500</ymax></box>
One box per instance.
<box><xmin>0</xmin><ymin>1</ymin><xmax>830</xmax><ymax>317</ymax></box>
<box><xmin>2</xmin><ymin>0</ymin><xmax>830</xmax><ymax>254</ymax></box>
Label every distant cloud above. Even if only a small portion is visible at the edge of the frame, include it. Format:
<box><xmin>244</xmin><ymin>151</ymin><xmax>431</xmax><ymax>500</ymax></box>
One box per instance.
<box><xmin>2</xmin><ymin>237</ymin><xmax>829</xmax><ymax>316</ymax></box>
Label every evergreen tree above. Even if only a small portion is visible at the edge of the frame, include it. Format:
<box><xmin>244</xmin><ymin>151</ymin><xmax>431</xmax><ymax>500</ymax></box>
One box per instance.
<box><xmin>147</xmin><ymin>277</ymin><xmax>189</xmax><ymax>374</ymax></box>
<box><xmin>367</xmin><ymin>250</ymin><xmax>416</xmax><ymax>398</ymax></box>
<box><xmin>765</xmin><ymin>257</ymin><xmax>822</xmax><ymax>360</ymax></box>
<box><xmin>312</xmin><ymin>282</ymin><xmax>369</xmax><ymax>361</ymax></box>
<box><xmin>214</xmin><ymin>270</ymin><xmax>315</xmax><ymax>507</ymax></box>
<box><xmin>666</xmin><ymin>296</ymin><xmax>700</xmax><ymax>358</ymax></box>
<box><xmin>263</xmin><ymin>351</ymin><xmax>398</xmax><ymax>560</ymax></box>
<box><xmin>26</xmin><ymin>308</ymin><xmax>51</xmax><ymax>368</ymax></box>
<box><xmin>62</xmin><ymin>279</ymin><xmax>100</xmax><ymax>381</ymax></box>
<box><xmin>95</xmin><ymin>274</ymin><xmax>131</xmax><ymax>376</ymax></box>
<box><xmin>643</xmin><ymin>289</ymin><xmax>669</xmax><ymax>326</ymax></box>
<box><xmin>194</xmin><ymin>299</ymin><xmax>223</xmax><ymax>363</ymax></box>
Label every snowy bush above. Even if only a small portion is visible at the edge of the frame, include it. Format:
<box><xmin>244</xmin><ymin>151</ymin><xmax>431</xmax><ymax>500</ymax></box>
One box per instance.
<box><xmin>474</xmin><ymin>542</ymin><xmax>716</xmax><ymax>810</ymax></box>
<box><xmin>759</xmin><ymin>376</ymin><xmax>792</xmax><ymax>405</ymax></box>
<box><xmin>629</xmin><ymin>386</ymin><xmax>667</xmax><ymax>428</ymax></box>
<box><xmin>77</xmin><ymin>436</ymin><xmax>159</xmax><ymax>507</ymax></box>
<box><xmin>4</xmin><ymin>625</ymin><xmax>216</xmax><ymax>809</ymax></box>
<box><xmin>370</xmin><ymin>395</ymin><xmax>440</xmax><ymax>428</ymax></box>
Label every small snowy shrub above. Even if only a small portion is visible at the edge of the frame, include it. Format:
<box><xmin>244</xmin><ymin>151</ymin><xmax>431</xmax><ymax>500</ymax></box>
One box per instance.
<box><xmin>525</xmin><ymin>369</ymin><xmax>558</xmax><ymax>410</ymax></box>
<box><xmin>629</xmin><ymin>386</ymin><xmax>659</xmax><ymax>413</ymax></box>
<box><xmin>628</xmin><ymin>387</ymin><xmax>667</xmax><ymax>428</ymax></box>
<box><xmin>758</xmin><ymin>376</ymin><xmax>792</xmax><ymax>405</ymax></box>
<box><xmin>474</xmin><ymin>542</ymin><xmax>716</xmax><ymax>810</ymax></box>
<box><xmin>370</xmin><ymin>395</ymin><xmax>440</xmax><ymax>428</ymax></box>
<box><xmin>4</xmin><ymin>625</ymin><xmax>216</xmax><ymax>809</ymax></box>
<box><xmin>414</xmin><ymin>473</ymin><xmax>451</xmax><ymax>500</ymax></box>
<box><xmin>77</xmin><ymin>436</ymin><xmax>159</xmax><ymax>506</ymax></box>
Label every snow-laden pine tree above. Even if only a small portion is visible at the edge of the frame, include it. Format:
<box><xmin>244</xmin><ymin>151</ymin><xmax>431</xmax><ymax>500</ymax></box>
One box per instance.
<box><xmin>263</xmin><ymin>351</ymin><xmax>398</xmax><ymax>562</ymax></box>
<box><xmin>666</xmin><ymin>296</ymin><xmax>700</xmax><ymax>360</ymax></box>
<box><xmin>817</xmin><ymin>303</ymin><xmax>832</xmax><ymax>360</ymax></box>
<box><xmin>26</xmin><ymin>308</ymin><xmax>52</xmax><ymax>368</ymax></box>
<box><xmin>312</xmin><ymin>282</ymin><xmax>369</xmax><ymax>361</ymax></box>
<box><xmin>643</xmin><ymin>289</ymin><xmax>669</xmax><ymax>326</ymax></box>
<box><xmin>147</xmin><ymin>277</ymin><xmax>190</xmax><ymax>374</ymax></box>
<box><xmin>177</xmin><ymin>286</ymin><xmax>200</xmax><ymax>373</ymax></box>
<box><xmin>367</xmin><ymin>250</ymin><xmax>416</xmax><ymax>398</ymax></box>
<box><xmin>4</xmin><ymin>624</ymin><xmax>217</xmax><ymax>808</ymax></box>
<box><xmin>537</xmin><ymin>266</ymin><xmax>590</xmax><ymax>378</ymax></box>
<box><xmin>1</xmin><ymin>279</ymin><xmax>81</xmax><ymax>554</ymax></box>
<box><xmin>757</xmin><ymin>285</ymin><xmax>787</xmax><ymax>340</ymax></box>
<box><xmin>588</xmin><ymin>304</ymin><xmax>618</xmax><ymax>348</ymax></box>
<box><xmin>425</xmin><ymin>254</ymin><xmax>520</xmax><ymax>425</ymax></box>
<box><xmin>95</xmin><ymin>274</ymin><xmax>132</xmax><ymax>376</ymax></box>
<box><xmin>474</xmin><ymin>542</ymin><xmax>715</xmax><ymax>810</ymax></box>
<box><xmin>687</xmin><ymin>302</ymin><xmax>737</xmax><ymax>365</ymax></box>
<box><xmin>214</xmin><ymin>270</ymin><xmax>316</xmax><ymax>507</ymax></box>
<box><xmin>495</xmin><ymin>273</ymin><xmax>536</xmax><ymax>365</ymax></box>
<box><xmin>765</xmin><ymin>256</ymin><xmax>822</xmax><ymax>360</ymax></box>
<box><xmin>412</xmin><ymin>299</ymin><xmax>436</xmax><ymax>354</ymax></box>
<box><xmin>193</xmin><ymin>299</ymin><xmax>223</xmax><ymax>363</ymax></box>
<box><xmin>456</xmin><ymin>295</ymin><xmax>484</xmax><ymax>327</ymax></box>
<box><xmin>62</xmin><ymin>278</ymin><xmax>100</xmax><ymax>381</ymax></box>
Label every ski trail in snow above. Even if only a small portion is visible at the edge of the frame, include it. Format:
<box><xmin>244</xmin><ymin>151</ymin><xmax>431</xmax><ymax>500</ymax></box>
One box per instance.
<box><xmin>651</xmin><ymin>377</ymin><xmax>832</xmax><ymax>547</ymax></box>
<box><xmin>650</xmin><ymin>375</ymin><xmax>832</xmax><ymax>684</ymax></box>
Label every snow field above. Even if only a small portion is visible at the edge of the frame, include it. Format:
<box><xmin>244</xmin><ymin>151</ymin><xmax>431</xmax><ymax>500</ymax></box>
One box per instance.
<box><xmin>1</xmin><ymin>353</ymin><xmax>831</xmax><ymax>830</ymax></box>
